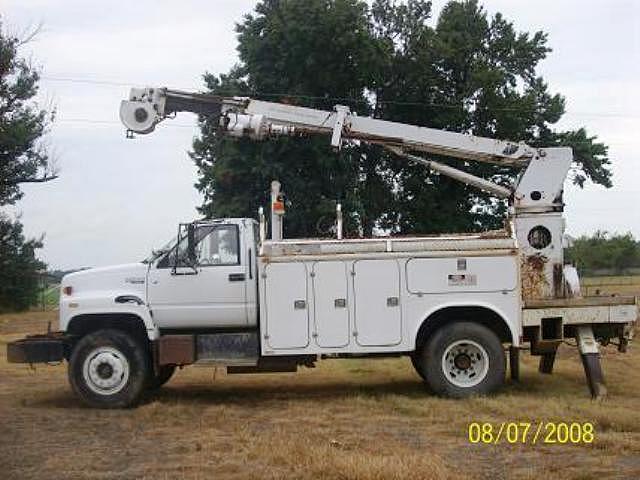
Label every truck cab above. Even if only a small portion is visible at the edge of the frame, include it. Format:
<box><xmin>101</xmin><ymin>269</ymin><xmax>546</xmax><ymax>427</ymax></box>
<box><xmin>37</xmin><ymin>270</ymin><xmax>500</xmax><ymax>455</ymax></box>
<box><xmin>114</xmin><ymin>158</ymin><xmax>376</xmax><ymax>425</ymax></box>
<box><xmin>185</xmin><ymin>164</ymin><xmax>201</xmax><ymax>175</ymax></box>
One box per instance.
<box><xmin>58</xmin><ymin>219</ymin><xmax>259</xmax><ymax>338</ymax></box>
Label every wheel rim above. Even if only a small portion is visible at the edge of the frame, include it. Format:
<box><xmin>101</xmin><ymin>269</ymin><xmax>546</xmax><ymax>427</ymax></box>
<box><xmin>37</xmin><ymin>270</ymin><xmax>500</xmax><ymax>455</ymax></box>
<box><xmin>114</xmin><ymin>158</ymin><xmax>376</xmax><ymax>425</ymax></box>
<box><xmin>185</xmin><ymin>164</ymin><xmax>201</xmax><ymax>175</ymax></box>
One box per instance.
<box><xmin>441</xmin><ymin>339</ymin><xmax>489</xmax><ymax>388</ymax></box>
<box><xmin>82</xmin><ymin>346</ymin><xmax>130</xmax><ymax>395</ymax></box>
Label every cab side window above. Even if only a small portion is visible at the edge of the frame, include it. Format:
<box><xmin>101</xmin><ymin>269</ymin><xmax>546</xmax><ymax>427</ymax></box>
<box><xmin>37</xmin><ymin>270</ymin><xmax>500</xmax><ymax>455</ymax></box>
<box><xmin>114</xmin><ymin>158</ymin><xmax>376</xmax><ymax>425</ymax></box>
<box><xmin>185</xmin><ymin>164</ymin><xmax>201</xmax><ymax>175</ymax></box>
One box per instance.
<box><xmin>157</xmin><ymin>225</ymin><xmax>240</xmax><ymax>268</ymax></box>
<box><xmin>196</xmin><ymin>225</ymin><xmax>239</xmax><ymax>266</ymax></box>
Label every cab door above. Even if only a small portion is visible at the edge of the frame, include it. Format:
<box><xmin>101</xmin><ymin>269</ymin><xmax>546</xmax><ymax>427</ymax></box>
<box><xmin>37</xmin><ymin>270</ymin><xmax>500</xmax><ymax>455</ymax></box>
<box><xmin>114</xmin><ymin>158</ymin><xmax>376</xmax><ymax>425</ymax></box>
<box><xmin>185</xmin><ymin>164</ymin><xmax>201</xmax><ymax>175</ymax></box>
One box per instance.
<box><xmin>147</xmin><ymin>223</ymin><xmax>248</xmax><ymax>328</ymax></box>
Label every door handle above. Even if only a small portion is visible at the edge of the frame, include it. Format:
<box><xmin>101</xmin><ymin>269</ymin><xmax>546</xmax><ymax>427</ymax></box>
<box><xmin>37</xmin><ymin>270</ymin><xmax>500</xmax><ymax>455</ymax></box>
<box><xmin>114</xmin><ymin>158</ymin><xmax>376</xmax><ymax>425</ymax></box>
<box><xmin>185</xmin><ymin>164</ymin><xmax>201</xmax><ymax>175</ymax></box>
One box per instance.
<box><xmin>228</xmin><ymin>273</ymin><xmax>246</xmax><ymax>282</ymax></box>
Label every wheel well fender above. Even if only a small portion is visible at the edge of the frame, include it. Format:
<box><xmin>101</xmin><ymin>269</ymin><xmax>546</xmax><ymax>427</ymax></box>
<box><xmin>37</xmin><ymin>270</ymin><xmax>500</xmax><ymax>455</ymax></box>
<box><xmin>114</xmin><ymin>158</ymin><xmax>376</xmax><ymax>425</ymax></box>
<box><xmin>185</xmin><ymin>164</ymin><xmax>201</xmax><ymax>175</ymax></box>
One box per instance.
<box><xmin>67</xmin><ymin>313</ymin><xmax>151</xmax><ymax>347</ymax></box>
<box><xmin>414</xmin><ymin>305</ymin><xmax>514</xmax><ymax>352</ymax></box>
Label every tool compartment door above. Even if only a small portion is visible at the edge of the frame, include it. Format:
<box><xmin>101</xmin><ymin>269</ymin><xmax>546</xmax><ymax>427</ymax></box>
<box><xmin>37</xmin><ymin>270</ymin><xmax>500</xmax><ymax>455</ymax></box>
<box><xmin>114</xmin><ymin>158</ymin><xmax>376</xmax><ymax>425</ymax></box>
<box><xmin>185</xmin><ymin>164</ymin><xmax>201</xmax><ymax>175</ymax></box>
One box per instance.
<box><xmin>406</xmin><ymin>256</ymin><xmax>517</xmax><ymax>294</ymax></box>
<box><xmin>263</xmin><ymin>263</ymin><xmax>310</xmax><ymax>350</ymax></box>
<box><xmin>312</xmin><ymin>261</ymin><xmax>350</xmax><ymax>348</ymax></box>
<box><xmin>353</xmin><ymin>259</ymin><xmax>402</xmax><ymax>346</ymax></box>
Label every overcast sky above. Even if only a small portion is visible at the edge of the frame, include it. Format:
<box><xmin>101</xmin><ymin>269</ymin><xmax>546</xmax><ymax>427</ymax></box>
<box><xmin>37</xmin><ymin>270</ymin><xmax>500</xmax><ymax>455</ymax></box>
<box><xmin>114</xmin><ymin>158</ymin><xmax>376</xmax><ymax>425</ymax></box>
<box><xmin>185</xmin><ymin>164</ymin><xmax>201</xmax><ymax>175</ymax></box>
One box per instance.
<box><xmin>3</xmin><ymin>0</ymin><xmax>639</xmax><ymax>270</ymax></box>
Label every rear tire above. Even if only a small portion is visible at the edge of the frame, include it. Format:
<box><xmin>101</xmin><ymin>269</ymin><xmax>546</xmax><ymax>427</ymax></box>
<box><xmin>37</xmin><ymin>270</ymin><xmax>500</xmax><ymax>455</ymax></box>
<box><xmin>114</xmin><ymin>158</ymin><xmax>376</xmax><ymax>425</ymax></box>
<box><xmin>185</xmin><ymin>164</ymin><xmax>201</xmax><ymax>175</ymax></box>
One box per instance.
<box><xmin>147</xmin><ymin>365</ymin><xmax>176</xmax><ymax>390</ymax></box>
<box><xmin>68</xmin><ymin>329</ymin><xmax>149</xmax><ymax>408</ymax></box>
<box><xmin>410</xmin><ymin>352</ymin><xmax>426</xmax><ymax>380</ymax></box>
<box><xmin>419</xmin><ymin>322</ymin><xmax>505</xmax><ymax>398</ymax></box>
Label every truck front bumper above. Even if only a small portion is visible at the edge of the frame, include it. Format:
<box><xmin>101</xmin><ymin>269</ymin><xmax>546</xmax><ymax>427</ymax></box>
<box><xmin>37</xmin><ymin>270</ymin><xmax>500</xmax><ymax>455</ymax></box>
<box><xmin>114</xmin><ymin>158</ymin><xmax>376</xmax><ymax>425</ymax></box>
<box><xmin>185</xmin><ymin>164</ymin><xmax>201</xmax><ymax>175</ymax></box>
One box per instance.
<box><xmin>7</xmin><ymin>332</ymin><xmax>70</xmax><ymax>364</ymax></box>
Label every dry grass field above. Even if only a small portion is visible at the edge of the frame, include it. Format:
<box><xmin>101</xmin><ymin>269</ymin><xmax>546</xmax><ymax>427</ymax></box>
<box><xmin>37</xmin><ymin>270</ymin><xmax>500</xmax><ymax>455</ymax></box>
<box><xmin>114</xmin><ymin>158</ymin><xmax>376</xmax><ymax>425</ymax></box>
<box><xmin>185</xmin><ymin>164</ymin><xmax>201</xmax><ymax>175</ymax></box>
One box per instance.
<box><xmin>1</xmin><ymin>310</ymin><xmax>639</xmax><ymax>480</ymax></box>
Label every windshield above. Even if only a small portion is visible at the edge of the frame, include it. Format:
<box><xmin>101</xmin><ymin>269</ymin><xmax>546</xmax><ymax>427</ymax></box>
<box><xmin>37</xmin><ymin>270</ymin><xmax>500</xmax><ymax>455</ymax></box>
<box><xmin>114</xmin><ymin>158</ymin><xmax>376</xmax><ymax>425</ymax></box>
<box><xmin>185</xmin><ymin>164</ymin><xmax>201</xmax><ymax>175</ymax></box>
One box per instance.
<box><xmin>142</xmin><ymin>235</ymin><xmax>176</xmax><ymax>264</ymax></box>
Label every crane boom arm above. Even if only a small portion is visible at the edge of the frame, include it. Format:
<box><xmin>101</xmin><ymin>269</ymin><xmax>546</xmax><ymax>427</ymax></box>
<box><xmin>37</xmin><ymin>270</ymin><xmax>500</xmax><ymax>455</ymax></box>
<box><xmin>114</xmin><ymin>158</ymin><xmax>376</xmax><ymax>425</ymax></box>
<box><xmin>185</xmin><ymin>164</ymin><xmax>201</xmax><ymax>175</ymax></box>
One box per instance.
<box><xmin>121</xmin><ymin>87</ymin><xmax>535</xmax><ymax>165</ymax></box>
<box><xmin>120</xmin><ymin>87</ymin><xmax>572</xmax><ymax>211</ymax></box>
<box><xmin>243</xmin><ymin>99</ymin><xmax>537</xmax><ymax>166</ymax></box>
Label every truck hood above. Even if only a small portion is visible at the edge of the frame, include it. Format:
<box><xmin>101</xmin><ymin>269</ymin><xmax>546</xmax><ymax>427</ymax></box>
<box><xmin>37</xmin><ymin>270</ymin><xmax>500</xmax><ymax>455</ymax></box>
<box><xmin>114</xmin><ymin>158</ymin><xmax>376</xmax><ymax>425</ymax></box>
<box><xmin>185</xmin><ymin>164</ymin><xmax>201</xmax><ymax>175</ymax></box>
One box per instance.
<box><xmin>62</xmin><ymin>263</ymin><xmax>149</xmax><ymax>298</ymax></box>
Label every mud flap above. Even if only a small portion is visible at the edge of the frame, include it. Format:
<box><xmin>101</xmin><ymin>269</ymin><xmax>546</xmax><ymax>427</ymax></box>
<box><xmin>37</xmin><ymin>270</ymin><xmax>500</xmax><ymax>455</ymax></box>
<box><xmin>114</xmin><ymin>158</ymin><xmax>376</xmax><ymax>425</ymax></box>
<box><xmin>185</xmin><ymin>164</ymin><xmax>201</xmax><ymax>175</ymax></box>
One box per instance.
<box><xmin>538</xmin><ymin>350</ymin><xmax>557</xmax><ymax>374</ymax></box>
<box><xmin>509</xmin><ymin>346</ymin><xmax>520</xmax><ymax>381</ymax></box>
<box><xmin>576</xmin><ymin>326</ymin><xmax>607</xmax><ymax>399</ymax></box>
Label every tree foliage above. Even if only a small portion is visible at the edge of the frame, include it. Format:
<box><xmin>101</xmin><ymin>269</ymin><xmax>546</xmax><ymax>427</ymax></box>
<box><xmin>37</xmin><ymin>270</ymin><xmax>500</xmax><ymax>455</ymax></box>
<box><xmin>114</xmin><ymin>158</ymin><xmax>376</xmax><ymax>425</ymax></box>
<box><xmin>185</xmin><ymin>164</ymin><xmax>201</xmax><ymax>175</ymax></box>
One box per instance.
<box><xmin>0</xmin><ymin>20</ymin><xmax>54</xmax><ymax>311</ymax></box>
<box><xmin>191</xmin><ymin>1</ymin><xmax>379</xmax><ymax>237</ymax></box>
<box><xmin>567</xmin><ymin>231</ymin><xmax>640</xmax><ymax>274</ymax></box>
<box><xmin>0</xmin><ymin>21</ymin><xmax>56</xmax><ymax>205</ymax></box>
<box><xmin>191</xmin><ymin>0</ymin><xmax>612</xmax><ymax>237</ymax></box>
<box><xmin>0</xmin><ymin>215</ymin><xmax>44</xmax><ymax>312</ymax></box>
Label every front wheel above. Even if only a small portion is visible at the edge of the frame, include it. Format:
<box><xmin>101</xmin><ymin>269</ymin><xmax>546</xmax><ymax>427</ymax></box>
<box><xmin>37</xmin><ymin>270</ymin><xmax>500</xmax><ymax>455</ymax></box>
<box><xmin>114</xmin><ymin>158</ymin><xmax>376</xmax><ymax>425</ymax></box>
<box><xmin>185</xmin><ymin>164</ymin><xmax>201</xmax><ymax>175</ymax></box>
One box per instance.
<box><xmin>418</xmin><ymin>322</ymin><xmax>505</xmax><ymax>398</ymax></box>
<box><xmin>68</xmin><ymin>329</ymin><xmax>149</xmax><ymax>408</ymax></box>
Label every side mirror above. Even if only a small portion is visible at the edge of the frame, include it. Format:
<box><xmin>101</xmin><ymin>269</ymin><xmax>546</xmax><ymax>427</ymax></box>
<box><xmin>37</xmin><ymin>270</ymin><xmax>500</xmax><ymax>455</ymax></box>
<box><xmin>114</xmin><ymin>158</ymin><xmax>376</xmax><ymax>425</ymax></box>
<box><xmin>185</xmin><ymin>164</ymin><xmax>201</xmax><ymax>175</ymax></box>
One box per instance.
<box><xmin>187</xmin><ymin>223</ymin><xmax>197</xmax><ymax>265</ymax></box>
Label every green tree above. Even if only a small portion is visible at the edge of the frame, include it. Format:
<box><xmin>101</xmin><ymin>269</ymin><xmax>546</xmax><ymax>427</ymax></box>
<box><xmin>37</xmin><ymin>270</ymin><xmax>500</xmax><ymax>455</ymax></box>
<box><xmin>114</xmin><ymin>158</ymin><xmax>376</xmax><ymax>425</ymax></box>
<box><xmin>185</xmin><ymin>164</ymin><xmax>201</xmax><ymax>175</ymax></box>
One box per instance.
<box><xmin>0</xmin><ymin>21</ymin><xmax>55</xmax><ymax>311</ymax></box>
<box><xmin>369</xmin><ymin>0</ymin><xmax>610</xmax><ymax>232</ymax></box>
<box><xmin>0</xmin><ymin>215</ymin><xmax>45</xmax><ymax>312</ymax></box>
<box><xmin>191</xmin><ymin>0</ymin><xmax>611</xmax><ymax>237</ymax></box>
<box><xmin>567</xmin><ymin>231</ymin><xmax>640</xmax><ymax>274</ymax></box>
<box><xmin>191</xmin><ymin>1</ymin><xmax>384</xmax><ymax>237</ymax></box>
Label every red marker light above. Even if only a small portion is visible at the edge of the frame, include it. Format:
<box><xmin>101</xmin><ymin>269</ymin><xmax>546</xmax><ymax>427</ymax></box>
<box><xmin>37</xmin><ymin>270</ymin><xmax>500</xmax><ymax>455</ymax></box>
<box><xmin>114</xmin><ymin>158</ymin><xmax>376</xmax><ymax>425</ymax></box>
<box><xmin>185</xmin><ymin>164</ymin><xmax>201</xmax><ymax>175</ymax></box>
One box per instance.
<box><xmin>63</xmin><ymin>286</ymin><xmax>72</xmax><ymax>296</ymax></box>
<box><xmin>272</xmin><ymin>200</ymin><xmax>285</xmax><ymax>215</ymax></box>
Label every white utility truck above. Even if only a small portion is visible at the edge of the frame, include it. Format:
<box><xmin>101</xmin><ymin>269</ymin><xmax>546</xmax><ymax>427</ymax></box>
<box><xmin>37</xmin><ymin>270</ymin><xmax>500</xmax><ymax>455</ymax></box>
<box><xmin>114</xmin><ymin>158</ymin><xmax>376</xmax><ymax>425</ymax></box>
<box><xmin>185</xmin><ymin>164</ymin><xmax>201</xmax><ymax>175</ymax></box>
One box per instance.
<box><xmin>8</xmin><ymin>87</ymin><xmax>637</xmax><ymax>408</ymax></box>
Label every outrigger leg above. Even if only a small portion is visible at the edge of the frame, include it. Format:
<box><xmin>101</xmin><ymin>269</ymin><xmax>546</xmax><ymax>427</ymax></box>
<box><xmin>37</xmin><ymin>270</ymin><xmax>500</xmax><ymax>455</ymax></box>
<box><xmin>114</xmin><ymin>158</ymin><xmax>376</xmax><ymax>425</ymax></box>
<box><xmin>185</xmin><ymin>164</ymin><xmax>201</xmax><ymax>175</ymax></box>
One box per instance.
<box><xmin>576</xmin><ymin>326</ymin><xmax>607</xmax><ymax>399</ymax></box>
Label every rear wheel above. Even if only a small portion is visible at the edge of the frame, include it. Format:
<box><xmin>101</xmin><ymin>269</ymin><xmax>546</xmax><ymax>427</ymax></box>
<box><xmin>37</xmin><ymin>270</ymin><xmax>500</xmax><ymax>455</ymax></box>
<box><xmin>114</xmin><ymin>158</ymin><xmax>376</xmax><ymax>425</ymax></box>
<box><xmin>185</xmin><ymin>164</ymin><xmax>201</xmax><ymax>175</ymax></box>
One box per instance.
<box><xmin>68</xmin><ymin>329</ymin><xmax>149</xmax><ymax>408</ymax></box>
<box><xmin>418</xmin><ymin>322</ymin><xmax>505</xmax><ymax>398</ymax></box>
<box><xmin>410</xmin><ymin>352</ymin><xmax>426</xmax><ymax>380</ymax></box>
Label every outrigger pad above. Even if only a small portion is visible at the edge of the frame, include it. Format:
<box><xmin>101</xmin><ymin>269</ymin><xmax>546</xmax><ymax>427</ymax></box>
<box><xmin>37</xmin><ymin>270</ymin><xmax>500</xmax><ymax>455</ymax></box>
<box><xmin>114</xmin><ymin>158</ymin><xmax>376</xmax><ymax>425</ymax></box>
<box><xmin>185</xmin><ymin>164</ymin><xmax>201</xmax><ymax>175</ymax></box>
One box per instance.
<box><xmin>581</xmin><ymin>353</ymin><xmax>607</xmax><ymax>399</ymax></box>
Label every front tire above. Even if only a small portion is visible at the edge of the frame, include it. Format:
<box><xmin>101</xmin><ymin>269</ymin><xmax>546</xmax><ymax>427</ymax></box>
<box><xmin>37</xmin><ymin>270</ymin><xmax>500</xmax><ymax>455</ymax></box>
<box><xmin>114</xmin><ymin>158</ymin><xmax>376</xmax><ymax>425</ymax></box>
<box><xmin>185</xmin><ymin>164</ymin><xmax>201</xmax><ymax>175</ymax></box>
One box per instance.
<box><xmin>418</xmin><ymin>322</ymin><xmax>505</xmax><ymax>398</ymax></box>
<box><xmin>68</xmin><ymin>329</ymin><xmax>149</xmax><ymax>408</ymax></box>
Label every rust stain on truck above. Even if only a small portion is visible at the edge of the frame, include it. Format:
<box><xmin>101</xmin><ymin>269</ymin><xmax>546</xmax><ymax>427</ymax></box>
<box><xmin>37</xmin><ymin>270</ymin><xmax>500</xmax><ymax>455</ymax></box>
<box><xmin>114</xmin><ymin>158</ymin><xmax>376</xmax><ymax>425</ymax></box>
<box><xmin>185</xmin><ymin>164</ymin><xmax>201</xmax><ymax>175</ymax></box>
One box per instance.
<box><xmin>521</xmin><ymin>254</ymin><xmax>549</xmax><ymax>300</ymax></box>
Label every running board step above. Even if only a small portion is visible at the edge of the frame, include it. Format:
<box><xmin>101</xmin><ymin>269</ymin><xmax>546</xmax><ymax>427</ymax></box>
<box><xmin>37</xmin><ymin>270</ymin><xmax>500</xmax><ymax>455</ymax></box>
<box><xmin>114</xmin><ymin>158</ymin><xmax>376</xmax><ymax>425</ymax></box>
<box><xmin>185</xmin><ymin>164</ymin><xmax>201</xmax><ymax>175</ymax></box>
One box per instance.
<box><xmin>227</xmin><ymin>355</ymin><xmax>317</xmax><ymax>374</ymax></box>
<box><xmin>227</xmin><ymin>360</ymin><xmax>297</xmax><ymax>374</ymax></box>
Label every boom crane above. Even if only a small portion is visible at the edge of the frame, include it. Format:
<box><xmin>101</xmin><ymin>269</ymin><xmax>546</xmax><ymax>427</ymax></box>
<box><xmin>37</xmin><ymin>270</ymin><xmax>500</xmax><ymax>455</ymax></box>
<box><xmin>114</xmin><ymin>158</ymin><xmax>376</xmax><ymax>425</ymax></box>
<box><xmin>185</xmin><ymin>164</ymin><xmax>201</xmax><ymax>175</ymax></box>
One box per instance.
<box><xmin>120</xmin><ymin>86</ymin><xmax>573</xmax><ymax>300</ymax></box>
<box><xmin>120</xmin><ymin>87</ymin><xmax>572</xmax><ymax>213</ymax></box>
